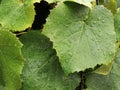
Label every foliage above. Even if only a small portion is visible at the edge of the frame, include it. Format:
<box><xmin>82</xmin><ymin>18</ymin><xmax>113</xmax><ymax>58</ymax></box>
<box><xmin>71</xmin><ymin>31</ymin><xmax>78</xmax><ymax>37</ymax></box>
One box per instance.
<box><xmin>20</xmin><ymin>31</ymin><xmax>80</xmax><ymax>90</ymax></box>
<box><xmin>0</xmin><ymin>0</ymin><xmax>120</xmax><ymax>90</ymax></box>
<box><xmin>42</xmin><ymin>2</ymin><xmax>116</xmax><ymax>75</ymax></box>
<box><xmin>0</xmin><ymin>30</ymin><xmax>24</xmax><ymax>90</ymax></box>
<box><xmin>86</xmin><ymin>49</ymin><xmax>120</xmax><ymax>90</ymax></box>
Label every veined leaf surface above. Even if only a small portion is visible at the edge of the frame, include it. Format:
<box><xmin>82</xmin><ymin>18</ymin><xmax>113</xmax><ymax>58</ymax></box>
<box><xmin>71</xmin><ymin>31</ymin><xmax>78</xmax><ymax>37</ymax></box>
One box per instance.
<box><xmin>86</xmin><ymin>49</ymin><xmax>120</xmax><ymax>90</ymax></box>
<box><xmin>43</xmin><ymin>1</ymin><xmax>116</xmax><ymax>75</ymax></box>
<box><xmin>0</xmin><ymin>0</ymin><xmax>39</xmax><ymax>31</ymax></box>
<box><xmin>20</xmin><ymin>31</ymin><xmax>80</xmax><ymax>90</ymax></box>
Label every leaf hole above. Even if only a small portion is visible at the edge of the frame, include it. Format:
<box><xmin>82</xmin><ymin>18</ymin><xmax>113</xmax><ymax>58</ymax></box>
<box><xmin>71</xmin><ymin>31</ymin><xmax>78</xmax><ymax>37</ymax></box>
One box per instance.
<box><xmin>76</xmin><ymin>71</ymin><xmax>87</xmax><ymax>90</ymax></box>
<box><xmin>31</xmin><ymin>0</ymin><xmax>57</xmax><ymax>30</ymax></box>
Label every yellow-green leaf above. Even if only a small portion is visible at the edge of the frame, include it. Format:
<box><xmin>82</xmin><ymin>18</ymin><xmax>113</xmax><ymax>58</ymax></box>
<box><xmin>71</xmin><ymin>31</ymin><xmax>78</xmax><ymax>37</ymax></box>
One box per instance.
<box><xmin>0</xmin><ymin>0</ymin><xmax>39</xmax><ymax>31</ymax></box>
<box><xmin>86</xmin><ymin>49</ymin><xmax>120</xmax><ymax>90</ymax></box>
<box><xmin>0</xmin><ymin>30</ymin><xmax>24</xmax><ymax>90</ymax></box>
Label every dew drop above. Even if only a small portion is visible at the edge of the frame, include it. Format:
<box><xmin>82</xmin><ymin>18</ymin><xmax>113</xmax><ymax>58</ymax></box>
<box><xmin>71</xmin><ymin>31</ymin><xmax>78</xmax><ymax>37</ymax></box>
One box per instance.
<box><xmin>98</xmin><ymin>17</ymin><xmax>101</xmax><ymax>20</ymax></box>
<box><xmin>14</xmin><ymin>44</ymin><xmax>17</xmax><ymax>47</ymax></box>
<box><xmin>97</xmin><ymin>32</ymin><xmax>102</xmax><ymax>37</ymax></box>
<box><xmin>93</xmin><ymin>21</ymin><xmax>97</xmax><ymax>24</ymax></box>
<box><xmin>85</xmin><ymin>15</ymin><xmax>88</xmax><ymax>19</ymax></box>
<box><xmin>102</xmin><ymin>20</ymin><xmax>105</xmax><ymax>23</ymax></box>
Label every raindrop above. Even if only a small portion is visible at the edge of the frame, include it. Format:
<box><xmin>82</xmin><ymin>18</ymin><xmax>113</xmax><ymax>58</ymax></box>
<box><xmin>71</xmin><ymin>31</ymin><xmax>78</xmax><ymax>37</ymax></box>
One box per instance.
<box><xmin>93</xmin><ymin>21</ymin><xmax>97</xmax><ymax>24</ymax></box>
<box><xmin>85</xmin><ymin>15</ymin><xmax>88</xmax><ymax>19</ymax></box>
<box><xmin>92</xmin><ymin>21</ymin><xmax>97</xmax><ymax>26</ymax></box>
<box><xmin>97</xmin><ymin>32</ymin><xmax>102</xmax><ymax>37</ymax></box>
<box><xmin>14</xmin><ymin>44</ymin><xmax>17</xmax><ymax>47</ymax></box>
<box><xmin>102</xmin><ymin>20</ymin><xmax>105</xmax><ymax>23</ymax></box>
<box><xmin>98</xmin><ymin>17</ymin><xmax>101</xmax><ymax>20</ymax></box>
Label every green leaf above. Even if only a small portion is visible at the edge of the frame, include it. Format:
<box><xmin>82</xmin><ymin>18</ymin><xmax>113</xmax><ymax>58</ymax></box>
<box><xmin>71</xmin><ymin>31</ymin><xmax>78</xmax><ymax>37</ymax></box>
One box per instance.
<box><xmin>0</xmin><ymin>30</ymin><xmax>24</xmax><ymax>90</ymax></box>
<box><xmin>20</xmin><ymin>31</ymin><xmax>80</xmax><ymax>90</ymax></box>
<box><xmin>42</xmin><ymin>1</ymin><xmax>116</xmax><ymax>75</ymax></box>
<box><xmin>98</xmin><ymin>0</ymin><xmax>117</xmax><ymax>15</ymax></box>
<box><xmin>115</xmin><ymin>8</ymin><xmax>120</xmax><ymax>42</ymax></box>
<box><xmin>46</xmin><ymin>0</ymin><xmax>94</xmax><ymax>8</ymax></box>
<box><xmin>86</xmin><ymin>49</ymin><xmax>120</xmax><ymax>90</ymax></box>
<box><xmin>106</xmin><ymin>0</ymin><xmax>117</xmax><ymax>15</ymax></box>
<box><xmin>0</xmin><ymin>0</ymin><xmax>39</xmax><ymax>31</ymax></box>
<box><xmin>116</xmin><ymin>0</ymin><xmax>120</xmax><ymax>7</ymax></box>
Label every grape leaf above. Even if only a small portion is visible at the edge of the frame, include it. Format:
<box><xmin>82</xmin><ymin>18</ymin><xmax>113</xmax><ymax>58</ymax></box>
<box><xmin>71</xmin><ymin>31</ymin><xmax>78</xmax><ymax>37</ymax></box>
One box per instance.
<box><xmin>0</xmin><ymin>30</ymin><xmax>24</xmax><ymax>90</ymax></box>
<box><xmin>86</xmin><ymin>49</ymin><xmax>120</xmax><ymax>90</ymax></box>
<box><xmin>45</xmin><ymin>0</ymin><xmax>94</xmax><ymax>8</ymax></box>
<box><xmin>106</xmin><ymin>0</ymin><xmax>117</xmax><ymax>15</ymax></box>
<box><xmin>42</xmin><ymin>1</ymin><xmax>116</xmax><ymax>75</ymax></box>
<box><xmin>99</xmin><ymin>0</ymin><xmax>117</xmax><ymax>15</ymax></box>
<box><xmin>0</xmin><ymin>0</ymin><xmax>39</xmax><ymax>31</ymax></box>
<box><xmin>20</xmin><ymin>31</ymin><xmax>80</xmax><ymax>90</ymax></box>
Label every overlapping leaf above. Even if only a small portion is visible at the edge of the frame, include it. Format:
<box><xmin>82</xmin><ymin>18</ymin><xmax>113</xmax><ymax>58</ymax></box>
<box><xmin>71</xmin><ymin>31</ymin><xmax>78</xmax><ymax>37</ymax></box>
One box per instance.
<box><xmin>0</xmin><ymin>0</ymin><xmax>39</xmax><ymax>31</ymax></box>
<box><xmin>94</xmin><ymin>61</ymin><xmax>114</xmax><ymax>75</ymax></box>
<box><xmin>98</xmin><ymin>0</ymin><xmax>117</xmax><ymax>15</ymax></box>
<box><xmin>43</xmin><ymin>1</ymin><xmax>116</xmax><ymax>75</ymax></box>
<box><xmin>0</xmin><ymin>30</ymin><xmax>24</xmax><ymax>90</ymax></box>
<box><xmin>86</xmin><ymin>49</ymin><xmax>120</xmax><ymax>90</ymax></box>
<box><xmin>20</xmin><ymin>31</ymin><xmax>80</xmax><ymax>90</ymax></box>
<box><xmin>45</xmin><ymin>0</ymin><xmax>94</xmax><ymax>8</ymax></box>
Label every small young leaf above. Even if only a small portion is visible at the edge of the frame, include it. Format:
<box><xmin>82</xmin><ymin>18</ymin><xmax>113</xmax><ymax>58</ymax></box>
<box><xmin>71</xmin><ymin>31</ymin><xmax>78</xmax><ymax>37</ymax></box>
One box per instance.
<box><xmin>0</xmin><ymin>30</ymin><xmax>24</xmax><ymax>90</ymax></box>
<box><xmin>20</xmin><ymin>31</ymin><xmax>80</xmax><ymax>90</ymax></box>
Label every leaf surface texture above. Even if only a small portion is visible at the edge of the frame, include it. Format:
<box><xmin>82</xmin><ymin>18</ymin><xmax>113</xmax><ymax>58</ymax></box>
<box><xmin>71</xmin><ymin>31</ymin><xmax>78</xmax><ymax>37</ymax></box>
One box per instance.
<box><xmin>43</xmin><ymin>2</ymin><xmax>116</xmax><ymax>74</ymax></box>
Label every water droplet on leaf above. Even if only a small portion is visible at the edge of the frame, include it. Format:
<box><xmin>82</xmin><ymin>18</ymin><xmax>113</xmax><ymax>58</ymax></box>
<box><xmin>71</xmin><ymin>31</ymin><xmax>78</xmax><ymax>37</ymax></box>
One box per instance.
<box><xmin>98</xmin><ymin>17</ymin><xmax>101</xmax><ymax>20</ymax></box>
<box><xmin>102</xmin><ymin>20</ymin><xmax>105</xmax><ymax>23</ymax></box>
